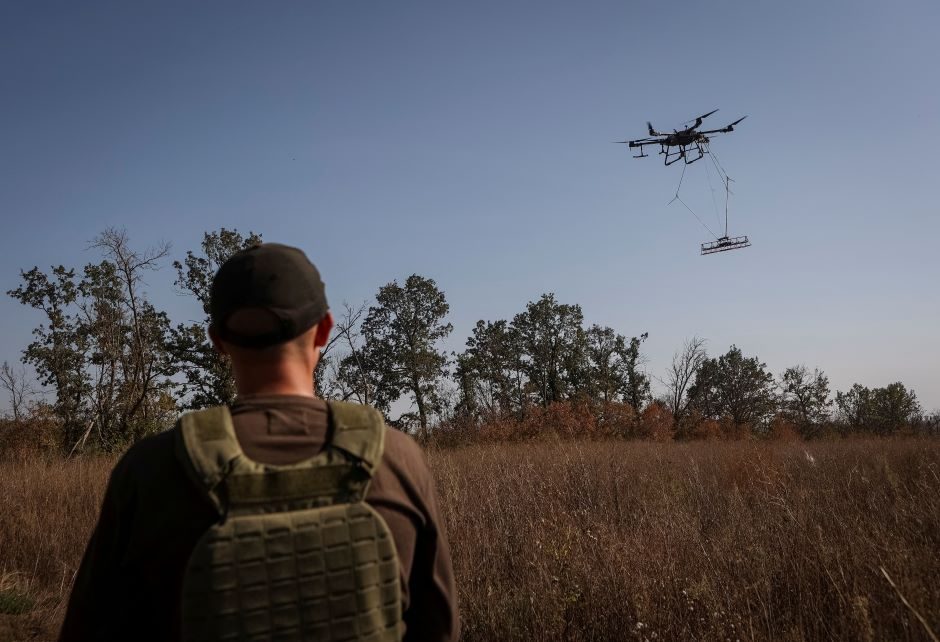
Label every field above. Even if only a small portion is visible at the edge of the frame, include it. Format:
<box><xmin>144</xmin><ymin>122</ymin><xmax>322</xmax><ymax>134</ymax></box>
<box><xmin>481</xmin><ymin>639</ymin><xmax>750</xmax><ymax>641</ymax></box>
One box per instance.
<box><xmin>1</xmin><ymin>438</ymin><xmax>939</xmax><ymax>641</ymax></box>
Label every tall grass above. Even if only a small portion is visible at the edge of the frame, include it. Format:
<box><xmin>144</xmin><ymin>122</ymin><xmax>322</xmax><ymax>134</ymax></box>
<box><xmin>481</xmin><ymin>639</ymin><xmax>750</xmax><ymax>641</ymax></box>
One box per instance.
<box><xmin>1</xmin><ymin>439</ymin><xmax>938</xmax><ymax>641</ymax></box>
<box><xmin>0</xmin><ymin>456</ymin><xmax>110</xmax><ymax>639</ymax></box>
<box><xmin>429</xmin><ymin>438</ymin><xmax>940</xmax><ymax>641</ymax></box>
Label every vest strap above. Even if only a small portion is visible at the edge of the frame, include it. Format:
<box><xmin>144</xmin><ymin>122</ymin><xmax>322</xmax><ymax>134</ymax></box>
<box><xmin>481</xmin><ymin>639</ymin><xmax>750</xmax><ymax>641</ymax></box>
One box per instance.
<box><xmin>176</xmin><ymin>401</ymin><xmax>386</xmax><ymax>515</ymax></box>
<box><xmin>328</xmin><ymin>400</ymin><xmax>386</xmax><ymax>476</ymax></box>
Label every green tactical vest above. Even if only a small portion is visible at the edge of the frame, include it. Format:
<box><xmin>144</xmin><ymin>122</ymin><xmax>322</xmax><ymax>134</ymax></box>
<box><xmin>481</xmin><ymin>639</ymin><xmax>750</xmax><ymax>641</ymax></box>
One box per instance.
<box><xmin>175</xmin><ymin>401</ymin><xmax>403</xmax><ymax>642</ymax></box>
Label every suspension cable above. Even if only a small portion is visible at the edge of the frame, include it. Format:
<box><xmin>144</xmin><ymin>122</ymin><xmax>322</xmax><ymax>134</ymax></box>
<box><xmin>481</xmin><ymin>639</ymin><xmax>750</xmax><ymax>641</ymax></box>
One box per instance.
<box><xmin>668</xmin><ymin>161</ymin><xmax>688</xmax><ymax>203</ymax></box>
<box><xmin>675</xmin><ymin>195</ymin><xmax>720</xmax><ymax>239</ymax></box>
<box><xmin>707</xmin><ymin>143</ymin><xmax>731</xmax><ymax>183</ymax></box>
<box><xmin>704</xmin><ymin>142</ymin><xmax>737</xmax><ymax>237</ymax></box>
<box><xmin>701</xmin><ymin>149</ymin><xmax>724</xmax><ymax>232</ymax></box>
<box><xmin>667</xmin><ymin>153</ymin><xmax>720</xmax><ymax>240</ymax></box>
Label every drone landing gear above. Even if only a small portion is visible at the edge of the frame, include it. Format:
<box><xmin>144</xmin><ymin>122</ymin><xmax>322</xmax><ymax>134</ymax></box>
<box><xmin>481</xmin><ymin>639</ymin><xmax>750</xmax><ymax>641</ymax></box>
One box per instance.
<box><xmin>663</xmin><ymin>143</ymin><xmax>707</xmax><ymax>166</ymax></box>
<box><xmin>701</xmin><ymin>235</ymin><xmax>751</xmax><ymax>255</ymax></box>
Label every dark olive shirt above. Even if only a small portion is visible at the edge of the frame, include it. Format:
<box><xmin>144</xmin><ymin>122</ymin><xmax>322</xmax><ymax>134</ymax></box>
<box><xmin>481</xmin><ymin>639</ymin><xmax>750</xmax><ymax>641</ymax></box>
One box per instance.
<box><xmin>59</xmin><ymin>395</ymin><xmax>458</xmax><ymax>642</ymax></box>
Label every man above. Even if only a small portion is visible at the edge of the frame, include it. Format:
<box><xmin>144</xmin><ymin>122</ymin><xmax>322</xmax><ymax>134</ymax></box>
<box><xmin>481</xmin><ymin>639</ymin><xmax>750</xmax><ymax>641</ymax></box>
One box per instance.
<box><xmin>60</xmin><ymin>243</ymin><xmax>459</xmax><ymax>641</ymax></box>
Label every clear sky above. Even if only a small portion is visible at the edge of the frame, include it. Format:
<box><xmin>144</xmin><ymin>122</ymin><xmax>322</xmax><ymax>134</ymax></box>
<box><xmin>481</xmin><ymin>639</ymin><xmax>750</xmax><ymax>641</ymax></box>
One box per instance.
<box><xmin>2</xmin><ymin>0</ymin><xmax>938</xmax><ymax>410</ymax></box>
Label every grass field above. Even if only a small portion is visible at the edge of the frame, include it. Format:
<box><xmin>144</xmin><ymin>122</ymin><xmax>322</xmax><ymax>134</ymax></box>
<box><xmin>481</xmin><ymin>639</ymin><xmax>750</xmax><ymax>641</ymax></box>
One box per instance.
<box><xmin>1</xmin><ymin>438</ymin><xmax>938</xmax><ymax>641</ymax></box>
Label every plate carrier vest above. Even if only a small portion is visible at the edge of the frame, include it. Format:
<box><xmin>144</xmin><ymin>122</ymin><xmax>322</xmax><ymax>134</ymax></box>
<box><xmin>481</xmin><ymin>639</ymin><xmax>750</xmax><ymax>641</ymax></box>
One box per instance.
<box><xmin>176</xmin><ymin>401</ymin><xmax>402</xmax><ymax>642</ymax></box>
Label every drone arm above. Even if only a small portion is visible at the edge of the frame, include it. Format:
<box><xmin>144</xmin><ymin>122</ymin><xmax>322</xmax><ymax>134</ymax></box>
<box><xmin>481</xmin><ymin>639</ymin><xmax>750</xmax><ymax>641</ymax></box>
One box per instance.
<box><xmin>701</xmin><ymin>116</ymin><xmax>747</xmax><ymax>135</ymax></box>
<box><xmin>623</xmin><ymin>138</ymin><xmax>660</xmax><ymax>148</ymax></box>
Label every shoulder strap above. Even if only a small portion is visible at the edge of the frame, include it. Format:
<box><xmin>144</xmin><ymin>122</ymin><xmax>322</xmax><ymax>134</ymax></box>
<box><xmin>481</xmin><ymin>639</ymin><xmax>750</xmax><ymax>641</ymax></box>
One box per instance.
<box><xmin>327</xmin><ymin>400</ymin><xmax>386</xmax><ymax>476</ymax></box>
<box><xmin>176</xmin><ymin>402</ymin><xmax>387</xmax><ymax>515</ymax></box>
<box><xmin>176</xmin><ymin>406</ymin><xmax>241</xmax><ymax>514</ymax></box>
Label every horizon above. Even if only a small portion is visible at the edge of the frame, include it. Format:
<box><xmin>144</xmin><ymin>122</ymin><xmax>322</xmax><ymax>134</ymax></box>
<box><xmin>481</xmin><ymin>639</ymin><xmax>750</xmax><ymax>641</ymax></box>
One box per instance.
<box><xmin>2</xmin><ymin>1</ymin><xmax>938</xmax><ymax>412</ymax></box>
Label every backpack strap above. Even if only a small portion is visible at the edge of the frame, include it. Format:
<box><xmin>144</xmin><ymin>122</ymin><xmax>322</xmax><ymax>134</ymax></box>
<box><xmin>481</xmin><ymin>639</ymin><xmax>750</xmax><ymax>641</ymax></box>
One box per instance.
<box><xmin>175</xmin><ymin>402</ymin><xmax>387</xmax><ymax>516</ymax></box>
<box><xmin>175</xmin><ymin>406</ymin><xmax>242</xmax><ymax>514</ymax></box>
<box><xmin>327</xmin><ymin>400</ymin><xmax>386</xmax><ymax>476</ymax></box>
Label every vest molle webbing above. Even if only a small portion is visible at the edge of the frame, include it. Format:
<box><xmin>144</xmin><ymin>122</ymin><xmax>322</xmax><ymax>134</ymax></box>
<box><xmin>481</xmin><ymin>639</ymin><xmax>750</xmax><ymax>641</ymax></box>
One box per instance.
<box><xmin>176</xmin><ymin>401</ymin><xmax>402</xmax><ymax>642</ymax></box>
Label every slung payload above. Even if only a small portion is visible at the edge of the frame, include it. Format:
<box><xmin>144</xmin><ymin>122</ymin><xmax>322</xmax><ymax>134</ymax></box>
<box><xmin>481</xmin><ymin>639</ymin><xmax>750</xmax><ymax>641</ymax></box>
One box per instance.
<box><xmin>616</xmin><ymin>110</ymin><xmax>750</xmax><ymax>255</ymax></box>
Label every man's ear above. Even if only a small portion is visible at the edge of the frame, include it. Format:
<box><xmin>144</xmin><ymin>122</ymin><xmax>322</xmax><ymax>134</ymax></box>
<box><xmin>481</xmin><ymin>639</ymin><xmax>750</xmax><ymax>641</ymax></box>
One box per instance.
<box><xmin>207</xmin><ymin>325</ymin><xmax>228</xmax><ymax>356</ymax></box>
<box><xmin>313</xmin><ymin>311</ymin><xmax>334</xmax><ymax>349</ymax></box>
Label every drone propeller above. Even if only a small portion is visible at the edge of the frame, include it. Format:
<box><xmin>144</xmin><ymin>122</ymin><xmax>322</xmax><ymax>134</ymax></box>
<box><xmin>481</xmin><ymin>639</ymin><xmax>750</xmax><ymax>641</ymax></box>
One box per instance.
<box><xmin>683</xmin><ymin>109</ymin><xmax>719</xmax><ymax>127</ymax></box>
<box><xmin>700</xmin><ymin>116</ymin><xmax>748</xmax><ymax>135</ymax></box>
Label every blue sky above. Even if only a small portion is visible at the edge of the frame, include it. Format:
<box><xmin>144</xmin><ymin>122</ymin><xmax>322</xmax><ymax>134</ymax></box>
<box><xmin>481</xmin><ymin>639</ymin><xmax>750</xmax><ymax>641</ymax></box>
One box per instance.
<box><xmin>1</xmin><ymin>0</ymin><xmax>938</xmax><ymax>410</ymax></box>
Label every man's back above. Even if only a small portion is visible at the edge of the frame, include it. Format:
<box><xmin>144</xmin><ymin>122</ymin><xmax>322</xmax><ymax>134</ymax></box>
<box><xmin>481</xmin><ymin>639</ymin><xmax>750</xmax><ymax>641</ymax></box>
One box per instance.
<box><xmin>59</xmin><ymin>395</ymin><xmax>458</xmax><ymax>641</ymax></box>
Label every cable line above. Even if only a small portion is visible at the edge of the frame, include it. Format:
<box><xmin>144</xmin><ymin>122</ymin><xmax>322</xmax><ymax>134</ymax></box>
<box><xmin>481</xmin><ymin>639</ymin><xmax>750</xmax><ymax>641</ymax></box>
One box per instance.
<box><xmin>701</xmin><ymin>149</ymin><xmax>724</xmax><ymax>232</ymax></box>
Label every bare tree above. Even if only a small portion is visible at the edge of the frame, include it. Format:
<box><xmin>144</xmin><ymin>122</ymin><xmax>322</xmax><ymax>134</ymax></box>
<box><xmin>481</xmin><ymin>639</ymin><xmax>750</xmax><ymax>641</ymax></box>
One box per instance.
<box><xmin>0</xmin><ymin>361</ymin><xmax>33</xmax><ymax>421</ymax></box>
<box><xmin>90</xmin><ymin>228</ymin><xmax>173</xmax><ymax>440</ymax></box>
<box><xmin>320</xmin><ymin>301</ymin><xmax>374</xmax><ymax>404</ymax></box>
<box><xmin>663</xmin><ymin>336</ymin><xmax>707</xmax><ymax>426</ymax></box>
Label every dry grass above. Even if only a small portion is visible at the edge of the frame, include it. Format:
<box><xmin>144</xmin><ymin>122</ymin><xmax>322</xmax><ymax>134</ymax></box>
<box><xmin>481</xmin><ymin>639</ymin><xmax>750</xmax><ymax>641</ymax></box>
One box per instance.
<box><xmin>428</xmin><ymin>438</ymin><xmax>940</xmax><ymax>641</ymax></box>
<box><xmin>1</xmin><ymin>438</ymin><xmax>938</xmax><ymax>641</ymax></box>
<box><xmin>0</xmin><ymin>456</ymin><xmax>110</xmax><ymax>641</ymax></box>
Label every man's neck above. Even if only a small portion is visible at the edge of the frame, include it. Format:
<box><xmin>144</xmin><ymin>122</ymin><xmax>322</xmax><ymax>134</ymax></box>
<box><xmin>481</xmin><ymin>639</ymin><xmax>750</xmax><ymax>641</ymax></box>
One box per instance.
<box><xmin>235</xmin><ymin>381</ymin><xmax>316</xmax><ymax>397</ymax></box>
<box><xmin>231</xmin><ymin>363</ymin><xmax>317</xmax><ymax>398</ymax></box>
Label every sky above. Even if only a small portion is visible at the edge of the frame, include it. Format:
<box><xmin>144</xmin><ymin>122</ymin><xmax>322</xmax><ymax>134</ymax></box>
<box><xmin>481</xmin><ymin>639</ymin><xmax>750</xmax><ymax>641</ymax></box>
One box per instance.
<box><xmin>1</xmin><ymin>0</ymin><xmax>938</xmax><ymax>411</ymax></box>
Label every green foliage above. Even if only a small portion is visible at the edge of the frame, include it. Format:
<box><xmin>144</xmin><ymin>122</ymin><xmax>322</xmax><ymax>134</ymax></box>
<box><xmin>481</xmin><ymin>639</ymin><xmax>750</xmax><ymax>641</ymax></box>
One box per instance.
<box><xmin>359</xmin><ymin>275</ymin><xmax>453</xmax><ymax>435</ymax></box>
<box><xmin>455</xmin><ymin>319</ymin><xmax>526</xmax><ymax>419</ymax></box>
<box><xmin>585</xmin><ymin>326</ymin><xmax>650</xmax><ymax>410</ymax></box>
<box><xmin>836</xmin><ymin>382</ymin><xmax>921</xmax><ymax>434</ymax></box>
<box><xmin>511</xmin><ymin>294</ymin><xmax>587</xmax><ymax>407</ymax></box>
<box><xmin>688</xmin><ymin>345</ymin><xmax>776</xmax><ymax>430</ymax></box>
<box><xmin>454</xmin><ymin>298</ymin><xmax>650</xmax><ymax>426</ymax></box>
<box><xmin>779</xmin><ymin>365</ymin><xmax>831</xmax><ymax>437</ymax></box>
<box><xmin>8</xmin><ymin>266</ymin><xmax>84</xmax><ymax>447</ymax></box>
<box><xmin>4</xmin><ymin>226</ymin><xmax>928</xmax><ymax>448</ymax></box>
<box><xmin>7</xmin><ymin>230</ymin><xmax>175</xmax><ymax>452</ymax></box>
<box><xmin>619</xmin><ymin>332</ymin><xmax>651</xmax><ymax>412</ymax></box>
<box><xmin>168</xmin><ymin>228</ymin><xmax>262</xmax><ymax>409</ymax></box>
<box><xmin>0</xmin><ymin>588</ymin><xmax>34</xmax><ymax>615</ymax></box>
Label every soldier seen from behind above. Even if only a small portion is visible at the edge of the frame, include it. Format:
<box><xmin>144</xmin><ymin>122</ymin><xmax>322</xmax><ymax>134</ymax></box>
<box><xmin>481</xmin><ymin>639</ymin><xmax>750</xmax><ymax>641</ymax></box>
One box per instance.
<box><xmin>59</xmin><ymin>243</ymin><xmax>459</xmax><ymax>641</ymax></box>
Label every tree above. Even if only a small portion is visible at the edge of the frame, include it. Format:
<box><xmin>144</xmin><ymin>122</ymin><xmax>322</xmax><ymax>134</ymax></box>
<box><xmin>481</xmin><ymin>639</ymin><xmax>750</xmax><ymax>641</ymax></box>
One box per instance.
<box><xmin>871</xmin><ymin>383</ymin><xmax>920</xmax><ymax>433</ymax></box>
<box><xmin>619</xmin><ymin>332</ymin><xmax>651</xmax><ymax>412</ymax></box>
<box><xmin>89</xmin><ymin>229</ymin><xmax>175</xmax><ymax>443</ymax></box>
<box><xmin>8</xmin><ymin>230</ymin><xmax>175</xmax><ymax>452</ymax></box>
<box><xmin>837</xmin><ymin>382</ymin><xmax>921</xmax><ymax>434</ymax></box>
<box><xmin>169</xmin><ymin>228</ymin><xmax>262</xmax><ymax>408</ymax></box>
<box><xmin>688</xmin><ymin>345</ymin><xmax>776</xmax><ymax>431</ymax></box>
<box><xmin>360</xmin><ymin>275</ymin><xmax>452</xmax><ymax>437</ymax></box>
<box><xmin>0</xmin><ymin>362</ymin><xmax>33</xmax><ymax>421</ymax></box>
<box><xmin>584</xmin><ymin>325</ymin><xmax>623</xmax><ymax>404</ymax></box>
<box><xmin>8</xmin><ymin>266</ymin><xmax>84</xmax><ymax>447</ymax></box>
<box><xmin>320</xmin><ymin>302</ymin><xmax>375</xmax><ymax>404</ymax></box>
<box><xmin>455</xmin><ymin>319</ymin><xmax>526</xmax><ymax>420</ymax></box>
<box><xmin>663</xmin><ymin>336</ymin><xmax>707</xmax><ymax>428</ymax></box>
<box><xmin>779</xmin><ymin>365</ymin><xmax>831</xmax><ymax>437</ymax></box>
<box><xmin>511</xmin><ymin>294</ymin><xmax>586</xmax><ymax>407</ymax></box>
<box><xmin>835</xmin><ymin>384</ymin><xmax>872</xmax><ymax>431</ymax></box>
<box><xmin>584</xmin><ymin>326</ymin><xmax>650</xmax><ymax>410</ymax></box>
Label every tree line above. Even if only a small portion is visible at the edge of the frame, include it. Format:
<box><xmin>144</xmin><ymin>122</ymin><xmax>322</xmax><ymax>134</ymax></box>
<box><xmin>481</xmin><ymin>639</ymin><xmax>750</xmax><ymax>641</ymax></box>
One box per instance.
<box><xmin>1</xmin><ymin>228</ymin><xmax>935</xmax><ymax>454</ymax></box>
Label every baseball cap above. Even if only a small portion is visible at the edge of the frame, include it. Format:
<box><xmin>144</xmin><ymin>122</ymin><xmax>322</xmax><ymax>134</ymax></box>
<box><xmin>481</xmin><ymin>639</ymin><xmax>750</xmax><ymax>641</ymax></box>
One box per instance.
<box><xmin>209</xmin><ymin>243</ymin><xmax>329</xmax><ymax>349</ymax></box>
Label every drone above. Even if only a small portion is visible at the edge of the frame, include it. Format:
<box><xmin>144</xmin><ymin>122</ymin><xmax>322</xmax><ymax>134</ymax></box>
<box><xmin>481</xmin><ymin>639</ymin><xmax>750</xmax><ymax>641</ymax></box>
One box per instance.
<box><xmin>616</xmin><ymin>109</ymin><xmax>746</xmax><ymax>166</ymax></box>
